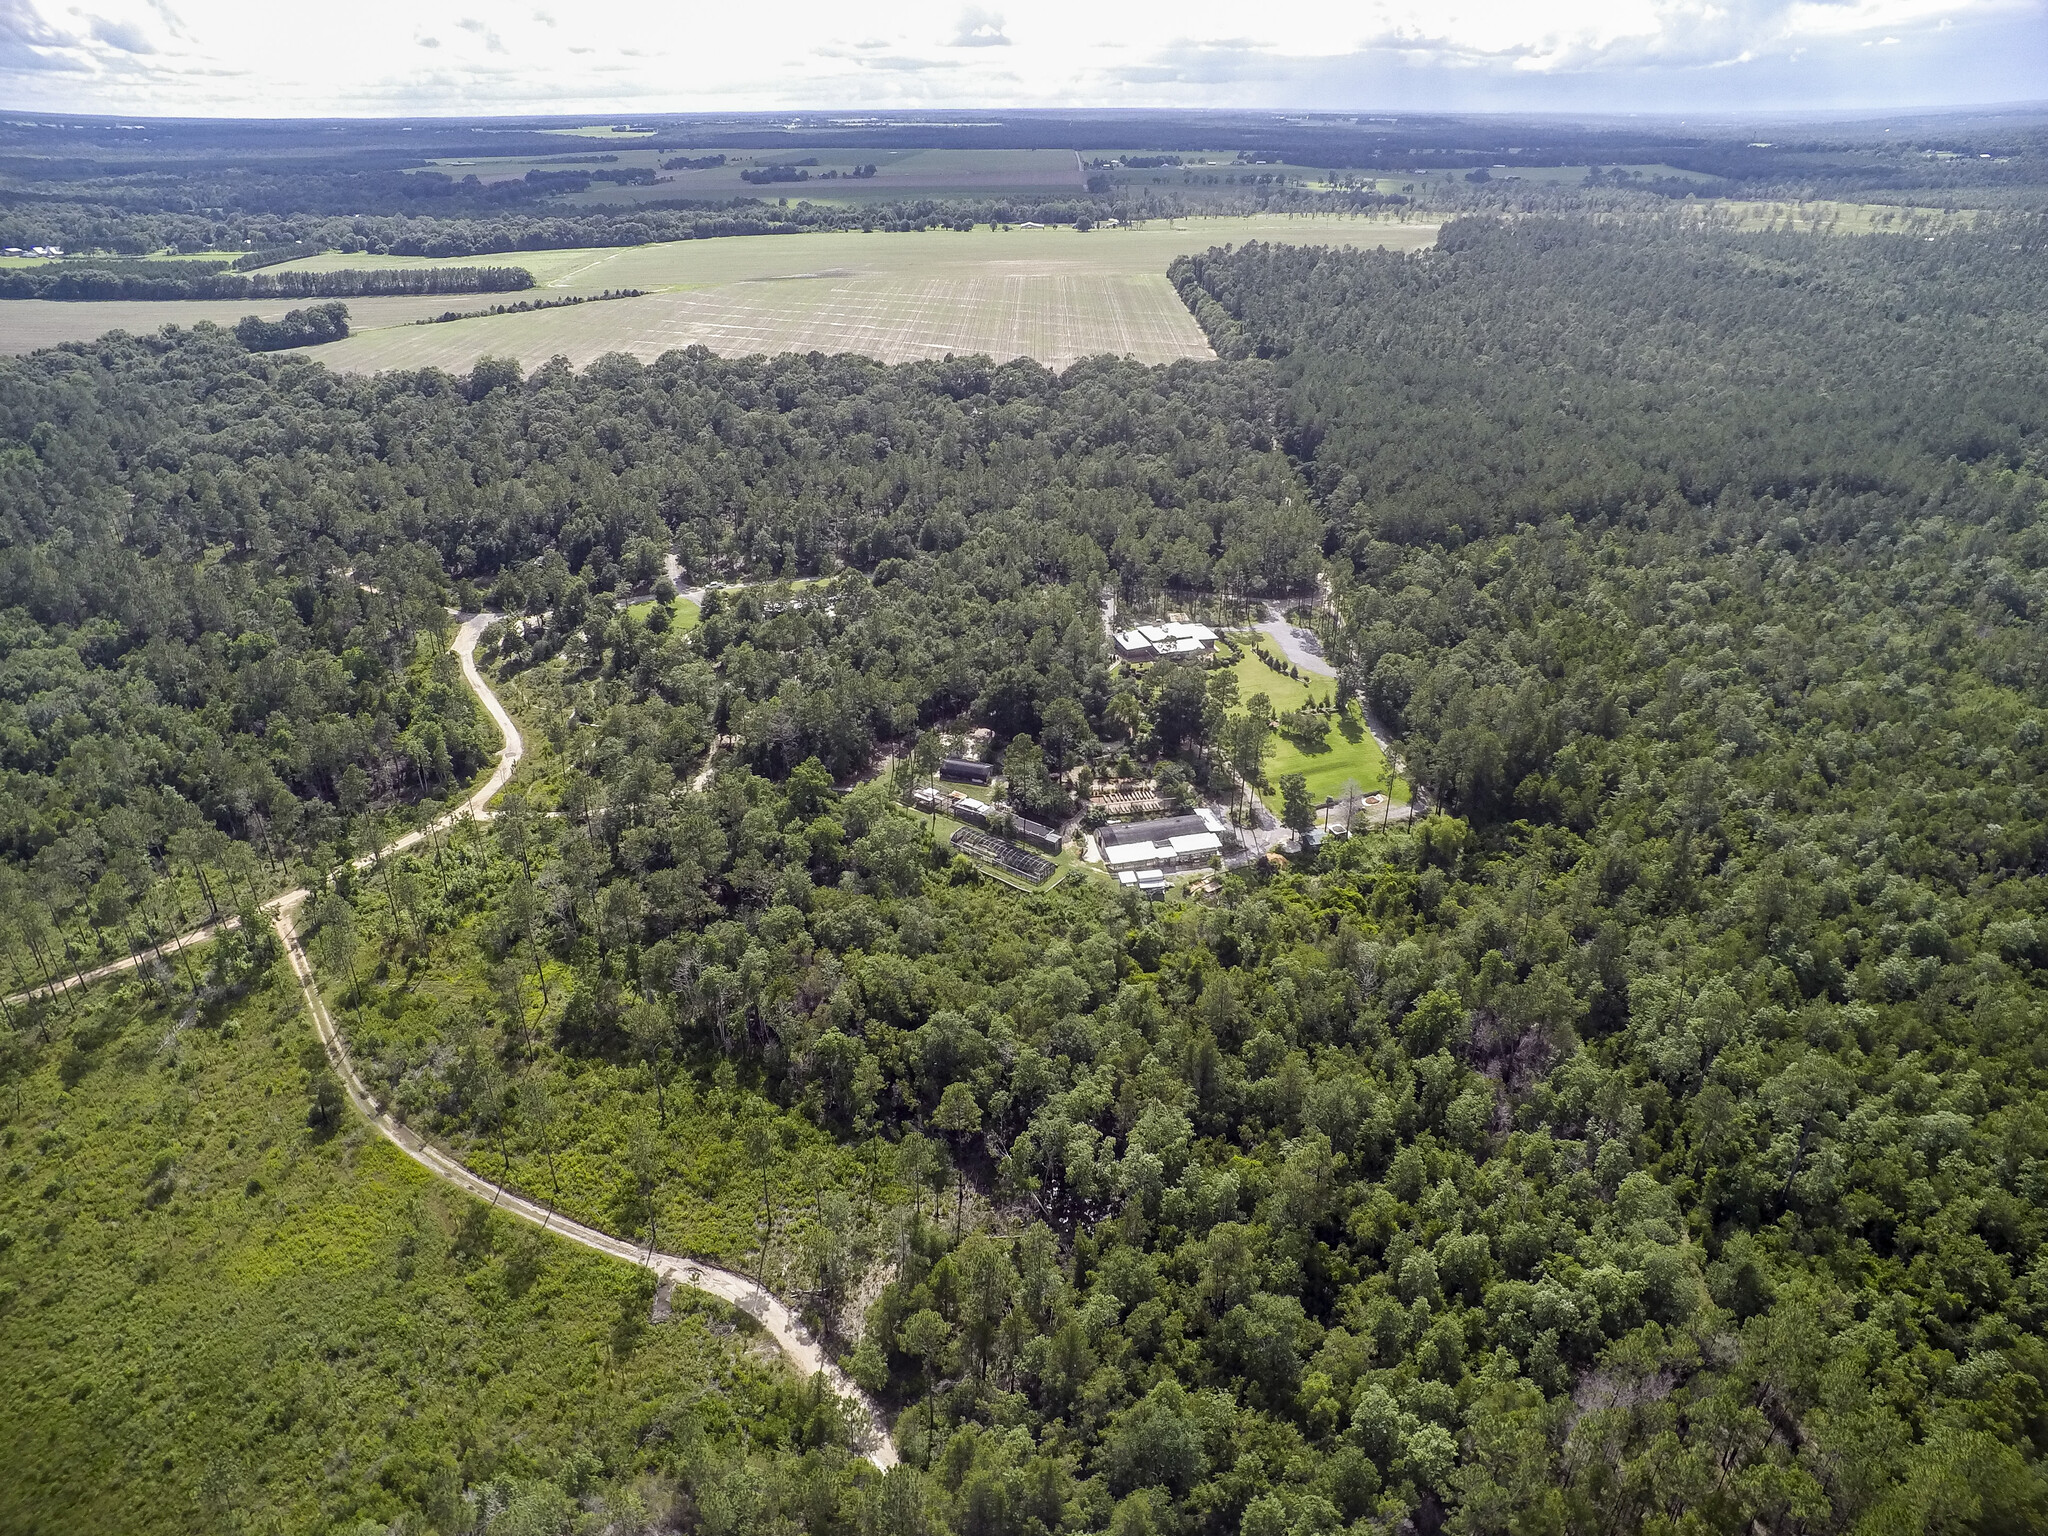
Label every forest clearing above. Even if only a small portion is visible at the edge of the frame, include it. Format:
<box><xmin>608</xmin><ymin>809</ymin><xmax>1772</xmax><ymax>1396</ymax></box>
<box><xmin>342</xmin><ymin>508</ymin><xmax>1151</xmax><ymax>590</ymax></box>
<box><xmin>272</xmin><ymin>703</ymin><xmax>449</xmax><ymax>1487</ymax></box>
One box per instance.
<box><xmin>0</xmin><ymin>948</ymin><xmax>859</xmax><ymax>1534</ymax></box>
<box><xmin>1219</xmin><ymin>642</ymin><xmax>1403</xmax><ymax>812</ymax></box>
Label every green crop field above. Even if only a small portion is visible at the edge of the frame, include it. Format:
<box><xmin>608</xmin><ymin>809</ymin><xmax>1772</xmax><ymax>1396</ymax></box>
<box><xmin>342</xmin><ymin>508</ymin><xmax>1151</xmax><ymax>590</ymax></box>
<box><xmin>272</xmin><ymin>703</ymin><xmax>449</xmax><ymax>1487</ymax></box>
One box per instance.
<box><xmin>264</xmin><ymin>216</ymin><xmax>1435</xmax><ymax>290</ymax></box>
<box><xmin>0</xmin><ymin>948</ymin><xmax>817</xmax><ymax>1535</ymax></box>
<box><xmin>222</xmin><ymin>244</ymin><xmax>619</xmax><ymax>283</ymax></box>
<box><xmin>290</xmin><ymin>216</ymin><xmax>1438</xmax><ymax>375</ymax></box>
<box><xmin>1221</xmin><ymin>641</ymin><xmax>1406</xmax><ymax>812</ymax></box>
<box><xmin>0</xmin><ymin>250</ymin><xmax>231</xmax><ymax>269</ymax></box>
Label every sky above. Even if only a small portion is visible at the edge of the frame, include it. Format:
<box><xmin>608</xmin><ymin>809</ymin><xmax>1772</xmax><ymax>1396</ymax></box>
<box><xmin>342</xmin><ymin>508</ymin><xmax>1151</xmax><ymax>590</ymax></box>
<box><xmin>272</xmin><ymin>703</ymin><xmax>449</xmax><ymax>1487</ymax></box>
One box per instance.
<box><xmin>0</xmin><ymin>0</ymin><xmax>2043</xmax><ymax>116</ymax></box>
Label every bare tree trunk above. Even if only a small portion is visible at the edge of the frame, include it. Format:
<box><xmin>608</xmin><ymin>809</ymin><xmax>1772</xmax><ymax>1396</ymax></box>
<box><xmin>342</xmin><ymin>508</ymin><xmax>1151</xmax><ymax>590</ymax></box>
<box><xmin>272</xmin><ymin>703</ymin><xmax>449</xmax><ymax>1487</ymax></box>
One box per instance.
<box><xmin>173</xmin><ymin>934</ymin><xmax>200</xmax><ymax>993</ymax></box>
<box><xmin>188</xmin><ymin>858</ymin><xmax>219</xmax><ymax>920</ymax></box>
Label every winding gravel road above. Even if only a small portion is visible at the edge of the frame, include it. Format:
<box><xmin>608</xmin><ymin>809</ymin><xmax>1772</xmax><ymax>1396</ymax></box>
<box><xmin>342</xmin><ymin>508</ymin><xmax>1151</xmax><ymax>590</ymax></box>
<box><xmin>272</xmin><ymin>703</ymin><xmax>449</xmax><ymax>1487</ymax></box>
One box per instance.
<box><xmin>13</xmin><ymin>611</ymin><xmax>898</xmax><ymax>1469</ymax></box>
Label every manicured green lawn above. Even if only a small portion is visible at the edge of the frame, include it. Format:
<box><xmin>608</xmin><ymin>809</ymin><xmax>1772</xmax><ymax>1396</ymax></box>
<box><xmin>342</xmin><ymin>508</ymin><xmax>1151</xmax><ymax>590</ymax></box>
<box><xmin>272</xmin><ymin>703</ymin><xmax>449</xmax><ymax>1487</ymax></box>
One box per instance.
<box><xmin>1221</xmin><ymin>642</ymin><xmax>1407</xmax><ymax>810</ymax></box>
<box><xmin>623</xmin><ymin>594</ymin><xmax>701</xmax><ymax>630</ymax></box>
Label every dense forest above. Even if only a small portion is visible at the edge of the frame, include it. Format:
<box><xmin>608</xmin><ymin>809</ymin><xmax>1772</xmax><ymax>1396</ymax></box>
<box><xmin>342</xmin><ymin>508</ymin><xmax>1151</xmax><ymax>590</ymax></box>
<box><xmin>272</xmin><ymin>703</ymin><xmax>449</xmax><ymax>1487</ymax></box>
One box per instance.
<box><xmin>4</xmin><ymin>206</ymin><xmax>2048</xmax><ymax>1535</ymax></box>
<box><xmin>0</xmin><ymin>327</ymin><xmax>1317</xmax><ymax>992</ymax></box>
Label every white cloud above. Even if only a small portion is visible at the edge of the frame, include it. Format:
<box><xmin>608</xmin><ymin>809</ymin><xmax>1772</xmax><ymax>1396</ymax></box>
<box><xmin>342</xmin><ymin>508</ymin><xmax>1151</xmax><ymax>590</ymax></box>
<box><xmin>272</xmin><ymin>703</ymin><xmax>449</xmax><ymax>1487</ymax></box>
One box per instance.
<box><xmin>950</xmin><ymin>5</ymin><xmax>1009</xmax><ymax>46</ymax></box>
<box><xmin>454</xmin><ymin>16</ymin><xmax>506</xmax><ymax>52</ymax></box>
<box><xmin>1</xmin><ymin>0</ymin><xmax>84</xmax><ymax>72</ymax></box>
<box><xmin>0</xmin><ymin>0</ymin><xmax>2036</xmax><ymax>112</ymax></box>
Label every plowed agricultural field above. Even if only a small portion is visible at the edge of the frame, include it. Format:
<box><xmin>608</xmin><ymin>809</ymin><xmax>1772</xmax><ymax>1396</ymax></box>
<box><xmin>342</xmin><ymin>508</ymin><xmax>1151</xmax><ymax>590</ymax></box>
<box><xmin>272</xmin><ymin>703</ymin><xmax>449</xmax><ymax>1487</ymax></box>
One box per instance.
<box><xmin>299</xmin><ymin>216</ymin><xmax>1436</xmax><ymax>374</ymax></box>
<box><xmin>311</xmin><ymin>269</ymin><xmax>1213</xmax><ymax>373</ymax></box>
<box><xmin>0</xmin><ymin>216</ymin><xmax>1438</xmax><ymax>371</ymax></box>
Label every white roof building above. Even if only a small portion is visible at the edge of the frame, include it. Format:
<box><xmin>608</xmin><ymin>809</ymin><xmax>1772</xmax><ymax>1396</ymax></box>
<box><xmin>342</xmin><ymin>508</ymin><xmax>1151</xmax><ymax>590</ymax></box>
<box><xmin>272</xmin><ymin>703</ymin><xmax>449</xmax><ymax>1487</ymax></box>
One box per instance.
<box><xmin>1105</xmin><ymin>831</ymin><xmax>1212</xmax><ymax>868</ymax></box>
<box><xmin>1114</xmin><ymin>621</ymin><xmax>1220</xmax><ymax>660</ymax></box>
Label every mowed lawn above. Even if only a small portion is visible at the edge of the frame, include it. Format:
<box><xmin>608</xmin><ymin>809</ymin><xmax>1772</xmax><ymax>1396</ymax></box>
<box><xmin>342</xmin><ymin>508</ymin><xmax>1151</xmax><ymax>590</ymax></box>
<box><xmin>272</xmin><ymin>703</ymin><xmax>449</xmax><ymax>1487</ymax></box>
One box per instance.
<box><xmin>623</xmin><ymin>594</ymin><xmax>701</xmax><ymax>629</ymax></box>
<box><xmin>1222</xmin><ymin>644</ymin><xmax>1407</xmax><ymax>810</ymax></box>
<box><xmin>282</xmin><ymin>216</ymin><xmax>1437</xmax><ymax>375</ymax></box>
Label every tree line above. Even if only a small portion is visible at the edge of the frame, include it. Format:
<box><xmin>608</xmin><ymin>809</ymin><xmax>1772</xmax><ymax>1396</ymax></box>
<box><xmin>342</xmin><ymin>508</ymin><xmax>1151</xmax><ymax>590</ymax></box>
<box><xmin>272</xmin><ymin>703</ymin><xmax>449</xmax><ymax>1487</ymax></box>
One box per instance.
<box><xmin>0</xmin><ymin>262</ymin><xmax>534</xmax><ymax>301</ymax></box>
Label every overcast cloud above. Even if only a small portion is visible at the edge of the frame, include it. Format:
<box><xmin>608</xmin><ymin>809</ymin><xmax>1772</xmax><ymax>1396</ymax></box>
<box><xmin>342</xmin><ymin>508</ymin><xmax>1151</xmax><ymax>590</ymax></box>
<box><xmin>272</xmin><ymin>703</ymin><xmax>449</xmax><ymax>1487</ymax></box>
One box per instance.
<box><xmin>0</xmin><ymin>0</ymin><xmax>2039</xmax><ymax>114</ymax></box>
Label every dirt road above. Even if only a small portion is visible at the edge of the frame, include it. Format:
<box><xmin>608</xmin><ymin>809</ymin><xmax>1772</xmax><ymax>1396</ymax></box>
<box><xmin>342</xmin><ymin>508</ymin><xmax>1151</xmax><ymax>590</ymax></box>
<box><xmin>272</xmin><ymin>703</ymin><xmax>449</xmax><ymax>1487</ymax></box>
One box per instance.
<box><xmin>11</xmin><ymin>609</ymin><xmax>897</xmax><ymax>1469</ymax></box>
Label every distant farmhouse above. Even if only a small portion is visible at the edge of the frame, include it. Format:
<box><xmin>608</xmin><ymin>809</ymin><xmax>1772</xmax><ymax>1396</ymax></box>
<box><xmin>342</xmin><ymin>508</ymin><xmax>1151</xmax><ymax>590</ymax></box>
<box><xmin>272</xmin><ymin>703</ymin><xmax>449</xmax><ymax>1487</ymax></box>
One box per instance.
<box><xmin>1114</xmin><ymin>621</ymin><xmax>1219</xmax><ymax>662</ymax></box>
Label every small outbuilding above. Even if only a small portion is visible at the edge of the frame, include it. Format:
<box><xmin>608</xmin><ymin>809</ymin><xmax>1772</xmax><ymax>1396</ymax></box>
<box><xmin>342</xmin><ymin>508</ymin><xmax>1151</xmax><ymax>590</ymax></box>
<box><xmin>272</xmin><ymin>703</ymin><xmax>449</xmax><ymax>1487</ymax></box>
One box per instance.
<box><xmin>1012</xmin><ymin>816</ymin><xmax>1063</xmax><ymax>853</ymax></box>
<box><xmin>940</xmin><ymin>758</ymin><xmax>994</xmax><ymax>785</ymax></box>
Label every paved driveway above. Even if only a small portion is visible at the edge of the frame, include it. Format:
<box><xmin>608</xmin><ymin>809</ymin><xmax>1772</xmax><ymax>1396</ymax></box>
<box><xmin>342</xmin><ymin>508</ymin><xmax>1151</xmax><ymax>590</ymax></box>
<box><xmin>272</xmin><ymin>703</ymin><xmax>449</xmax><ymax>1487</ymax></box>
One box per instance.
<box><xmin>1255</xmin><ymin>603</ymin><xmax>1337</xmax><ymax>678</ymax></box>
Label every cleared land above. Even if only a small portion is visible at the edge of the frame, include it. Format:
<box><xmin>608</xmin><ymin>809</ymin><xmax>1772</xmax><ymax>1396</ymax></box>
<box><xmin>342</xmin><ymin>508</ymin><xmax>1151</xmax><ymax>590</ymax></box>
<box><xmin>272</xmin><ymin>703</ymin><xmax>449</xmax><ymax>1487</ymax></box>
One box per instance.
<box><xmin>303</xmin><ymin>271</ymin><xmax>1208</xmax><ymax>372</ymax></box>
<box><xmin>0</xmin><ymin>958</ymin><xmax>790</xmax><ymax>1533</ymax></box>
<box><xmin>1688</xmin><ymin>198</ymin><xmax>1981</xmax><ymax>235</ymax></box>
<box><xmin>1223</xmin><ymin>642</ymin><xmax>1406</xmax><ymax>811</ymax></box>
<box><xmin>0</xmin><ymin>217</ymin><xmax>1438</xmax><ymax>369</ymax></box>
<box><xmin>290</xmin><ymin>216</ymin><xmax>1438</xmax><ymax>374</ymax></box>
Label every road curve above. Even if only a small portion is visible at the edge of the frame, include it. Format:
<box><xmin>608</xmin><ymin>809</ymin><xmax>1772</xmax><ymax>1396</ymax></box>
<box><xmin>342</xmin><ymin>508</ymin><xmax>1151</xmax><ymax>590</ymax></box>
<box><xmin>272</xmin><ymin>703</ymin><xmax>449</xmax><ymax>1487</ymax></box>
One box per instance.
<box><xmin>273</xmin><ymin>893</ymin><xmax>895</xmax><ymax>1467</ymax></box>
<box><xmin>8</xmin><ymin>614</ymin><xmax>517</xmax><ymax>1006</ymax></box>
<box><xmin>16</xmin><ymin>610</ymin><xmax>899</xmax><ymax>1469</ymax></box>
